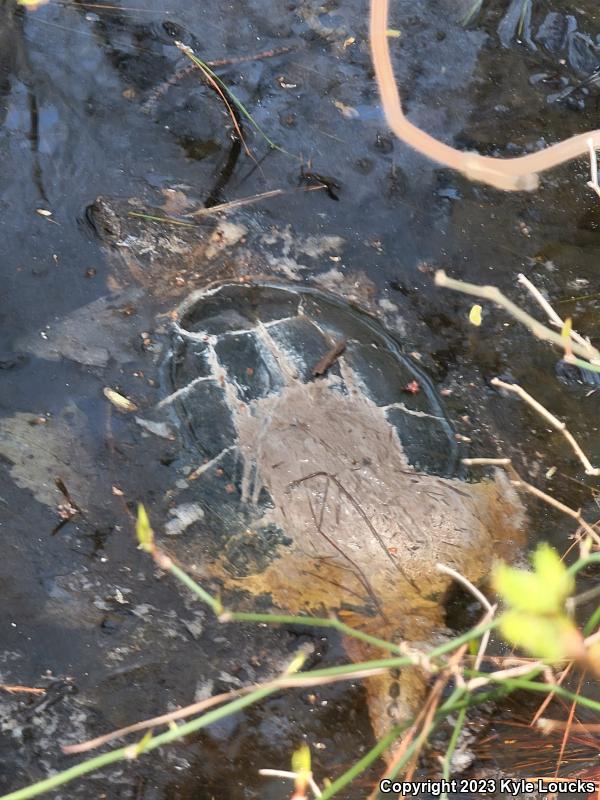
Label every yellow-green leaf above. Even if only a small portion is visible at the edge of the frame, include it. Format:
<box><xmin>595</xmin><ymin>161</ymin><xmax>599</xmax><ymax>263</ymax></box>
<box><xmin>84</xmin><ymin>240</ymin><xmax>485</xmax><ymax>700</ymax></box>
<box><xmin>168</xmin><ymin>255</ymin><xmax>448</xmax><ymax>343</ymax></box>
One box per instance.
<box><xmin>136</xmin><ymin>504</ymin><xmax>154</xmax><ymax>552</ymax></box>
<box><xmin>493</xmin><ymin>563</ymin><xmax>549</xmax><ymax>614</ymax></box>
<box><xmin>499</xmin><ymin>611</ymin><xmax>577</xmax><ymax>662</ymax></box>
<box><xmin>103</xmin><ymin>387</ymin><xmax>138</xmax><ymax>413</ymax></box>
<box><xmin>561</xmin><ymin>316</ymin><xmax>572</xmax><ymax>343</ymax></box>
<box><xmin>493</xmin><ymin>544</ymin><xmax>572</xmax><ymax>616</ymax></box>
<box><xmin>532</xmin><ymin>544</ymin><xmax>573</xmax><ymax>607</ymax></box>
<box><xmin>292</xmin><ymin>744</ymin><xmax>311</xmax><ymax>798</ymax></box>
<box><xmin>134</xmin><ymin>728</ymin><xmax>154</xmax><ymax>755</ymax></box>
<box><xmin>469</xmin><ymin>304</ymin><xmax>482</xmax><ymax>326</ymax></box>
<box><xmin>292</xmin><ymin>744</ymin><xmax>311</xmax><ymax>776</ymax></box>
<box><xmin>285</xmin><ymin>648</ymin><xmax>309</xmax><ymax>675</ymax></box>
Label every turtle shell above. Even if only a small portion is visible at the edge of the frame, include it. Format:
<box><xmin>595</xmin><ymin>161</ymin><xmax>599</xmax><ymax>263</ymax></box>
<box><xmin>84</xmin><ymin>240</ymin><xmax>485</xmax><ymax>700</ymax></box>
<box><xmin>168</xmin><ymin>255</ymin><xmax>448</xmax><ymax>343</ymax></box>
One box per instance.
<box><xmin>160</xmin><ymin>280</ymin><xmax>524</xmax><ymax>738</ymax></box>
<box><xmin>165</xmin><ymin>281</ymin><xmax>459</xmax><ymax>481</ymax></box>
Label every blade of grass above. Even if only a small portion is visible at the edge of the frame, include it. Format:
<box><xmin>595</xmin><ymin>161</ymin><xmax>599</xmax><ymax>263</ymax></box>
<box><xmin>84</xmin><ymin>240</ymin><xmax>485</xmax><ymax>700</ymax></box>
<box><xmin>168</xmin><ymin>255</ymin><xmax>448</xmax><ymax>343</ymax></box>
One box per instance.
<box><xmin>176</xmin><ymin>42</ymin><xmax>294</xmax><ymax>158</ymax></box>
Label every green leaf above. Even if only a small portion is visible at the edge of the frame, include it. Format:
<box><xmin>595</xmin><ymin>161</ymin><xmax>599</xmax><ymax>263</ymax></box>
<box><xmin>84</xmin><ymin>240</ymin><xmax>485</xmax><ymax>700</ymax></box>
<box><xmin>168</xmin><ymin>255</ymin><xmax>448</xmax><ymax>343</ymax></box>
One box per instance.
<box><xmin>493</xmin><ymin>544</ymin><xmax>572</xmax><ymax>615</ymax></box>
<box><xmin>134</xmin><ymin>728</ymin><xmax>154</xmax><ymax>755</ymax></box>
<box><xmin>499</xmin><ymin>611</ymin><xmax>577</xmax><ymax>662</ymax></box>
<box><xmin>533</xmin><ymin>543</ymin><xmax>574</xmax><ymax>605</ymax></box>
<box><xmin>292</xmin><ymin>744</ymin><xmax>311</xmax><ymax>776</ymax></box>
<box><xmin>292</xmin><ymin>744</ymin><xmax>311</xmax><ymax>798</ymax></box>
<box><xmin>469</xmin><ymin>304</ymin><xmax>482</xmax><ymax>326</ymax></box>
<box><xmin>561</xmin><ymin>316</ymin><xmax>572</xmax><ymax>344</ymax></box>
<box><xmin>136</xmin><ymin>504</ymin><xmax>154</xmax><ymax>552</ymax></box>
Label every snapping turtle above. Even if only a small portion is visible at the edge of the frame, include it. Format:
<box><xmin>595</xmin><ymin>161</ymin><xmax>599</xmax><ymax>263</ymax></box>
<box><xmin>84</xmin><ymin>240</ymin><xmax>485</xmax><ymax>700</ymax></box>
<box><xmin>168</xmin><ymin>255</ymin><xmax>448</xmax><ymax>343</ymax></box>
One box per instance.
<box><xmin>160</xmin><ymin>281</ymin><xmax>525</xmax><ymax>738</ymax></box>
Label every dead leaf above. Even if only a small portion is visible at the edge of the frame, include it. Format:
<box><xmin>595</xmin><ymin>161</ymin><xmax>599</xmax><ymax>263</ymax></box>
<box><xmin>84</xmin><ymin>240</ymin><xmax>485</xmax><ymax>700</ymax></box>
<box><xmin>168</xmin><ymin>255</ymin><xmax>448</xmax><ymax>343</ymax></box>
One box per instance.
<box><xmin>333</xmin><ymin>99</ymin><xmax>359</xmax><ymax>120</ymax></box>
<box><xmin>103</xmin><ymin>388</ymin><xmax>138</xmax><ymax>413</ymax></box>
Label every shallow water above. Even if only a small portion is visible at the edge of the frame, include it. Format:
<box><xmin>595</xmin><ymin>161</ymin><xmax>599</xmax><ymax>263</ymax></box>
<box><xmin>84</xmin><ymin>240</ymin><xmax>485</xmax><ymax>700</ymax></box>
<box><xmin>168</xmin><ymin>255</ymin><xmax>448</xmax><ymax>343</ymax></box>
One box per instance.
<box><xmin>1</xmin><ymin>0</ymin><xmax>600</xmax><ymax>796</ymax></box>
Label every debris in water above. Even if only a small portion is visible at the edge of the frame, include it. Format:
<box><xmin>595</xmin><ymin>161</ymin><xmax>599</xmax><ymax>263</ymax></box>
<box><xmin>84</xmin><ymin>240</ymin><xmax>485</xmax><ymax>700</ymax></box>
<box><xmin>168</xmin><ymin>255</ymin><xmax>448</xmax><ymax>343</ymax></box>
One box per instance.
<box><xmin>103</xmin><ymin>388</ymin><xmax>138</xmax><ymax>413</ymax></box>
<box><xmin>312</xmin><ymin>339</ymin><xmax>346</xmax><ymax>377</ymax></box>
<box><xmin>469</xmin><ymin>304</ymin><xmax>483</xmax><ymax>326</ymax></box>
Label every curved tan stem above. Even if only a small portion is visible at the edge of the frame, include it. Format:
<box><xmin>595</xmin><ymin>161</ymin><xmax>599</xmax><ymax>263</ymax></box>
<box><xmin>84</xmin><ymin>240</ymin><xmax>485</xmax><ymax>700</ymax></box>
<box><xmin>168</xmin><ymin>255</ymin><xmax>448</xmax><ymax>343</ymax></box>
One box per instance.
<box><xmin>370</xmin><ymin>0</ymin><xmax>600</xmax><ymax>191</ymax></box>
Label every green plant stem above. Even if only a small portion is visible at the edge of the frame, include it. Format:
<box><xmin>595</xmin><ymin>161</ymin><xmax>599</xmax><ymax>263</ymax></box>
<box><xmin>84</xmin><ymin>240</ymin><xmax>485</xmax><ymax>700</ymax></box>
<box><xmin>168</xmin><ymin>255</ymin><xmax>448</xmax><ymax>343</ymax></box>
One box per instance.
<box><xmin>181</xmin><ymin>49</ymin><xmax>288</xmax><ymax>155</ymax></box>
<box><xmin>441</xmin><ymin>705</ymin><xmax>467</xmax><ymax>800</ymax></box>
<box><xmin>319</xmin><ymin>724</ymin><xmax>408</xmax><ymax>800</ymax></box>
<box><xmin>584</xmin><ymin>604</ymin><xmax>600</xmax><ymax>636</ymax></box>
<box><xmin>167</xmin><ymin>561</ymin><xmax>222</xmax><ymax>614</ymax></box>
<box><xmin>162</xmin><ymin>548</ymin><xmax>498</xmax><ymax>660</ymax></box>
<box><xmin>227</xmin><ymin>611</ymin><xmax>404</xmax><ymax>654</ymax></box>
<box><xmin>567</xmin><ymin>553</ymin><xmax>600</xmax><ymax>579</ymax></box>
<box><xmin>317</xmin><ymin>686</ymin><xmax>503</xmax><ymax>800</ymax></box>
<box><xmin>470</xmin><ymin>674</ymin><xmax>600</xmax><ymax>715</ymax></box>
<box><xmin>0</xmin><ymin>683</ymin><xmax>278</xmax><ymax>800</ymax></box>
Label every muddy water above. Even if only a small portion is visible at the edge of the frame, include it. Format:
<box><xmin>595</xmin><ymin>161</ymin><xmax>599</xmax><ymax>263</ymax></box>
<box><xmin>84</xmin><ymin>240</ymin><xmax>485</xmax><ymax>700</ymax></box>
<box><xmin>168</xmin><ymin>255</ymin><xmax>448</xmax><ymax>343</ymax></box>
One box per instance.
<box><xmin>1</xmin><ymin>0</ymin><xmax>600</xmax><ymax>797</ymax></box>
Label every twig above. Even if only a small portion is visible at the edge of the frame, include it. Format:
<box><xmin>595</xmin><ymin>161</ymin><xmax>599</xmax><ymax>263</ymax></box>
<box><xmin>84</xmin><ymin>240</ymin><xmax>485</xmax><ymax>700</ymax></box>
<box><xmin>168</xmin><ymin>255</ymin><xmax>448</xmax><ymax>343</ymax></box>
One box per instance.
<box><xmin>530</xmin><ymin>663</ymin><xmax>573</xmax><ymax>727</ymax></box>
<box><xmin>517</xmin><ymin>274</ymin><xmax>596</xmax><ymax>359</ymax></box>
<box><xmin>510</xmin><ymin>478</ymin><xmax>600</xmax><ymax>546</ymax></box>
<box><xmin>259</xmin><ymin>770</ymin><xmax>322</xmax><ymax>798</ymax></box>
<box><xmin>491</xmin><ymin>377</ymin><xmax>600</xmax><ymax>476</ymax></box>
<box><xmin>553</xmin><ymin>671</ymin><xmax>585</xmax><ymax>778</ymax></box>
<box><xmin>369</xmin><ymin>0</ymin><xmax>600</xmax><ymax>191</ymax></box>
<box><xmin>436</xmin><ymin>563</ymin><xmax>491</xmax><ymax>615</ymax></box>
<box><xmin>537</xmin><ymin>717</ymin><xmax>600</xmax><ymax>734</ymax></box>
<box><xmin>436</xmin><ymin>563</ymin><xmax>494</xmax><ymax>671</ymax></box>
<box><xmin>461</xmin><ymin>457</ymin><xmax>511</xmax><ymax>466</ymax></box>
<box><xmin>587</xmin><ymin>138</ymin><xmax>600</xmax><ymax>200</ymax></box>
<box><xmin>63</xmin><ymin>665</ymin><xmax>395</xmax><ymax>755</ymax></box>
<box><xmin>466</xmin><ymin>661</ymin><xmax>546</xmax><ymax>691</ymax></box>
<box><xmin>0</xmin><ymin>685</ymin><xmax>45</xmax><ymax>695</ymax></box>
<box><xmin>434</xmin><ymin>271</ymin><xmax>600</xmax><ymax>363</ymax></box>
<box><xmin>461</xmin><ymin>458</ymin><xmax>600</xmax><ymax>549</ymax></box>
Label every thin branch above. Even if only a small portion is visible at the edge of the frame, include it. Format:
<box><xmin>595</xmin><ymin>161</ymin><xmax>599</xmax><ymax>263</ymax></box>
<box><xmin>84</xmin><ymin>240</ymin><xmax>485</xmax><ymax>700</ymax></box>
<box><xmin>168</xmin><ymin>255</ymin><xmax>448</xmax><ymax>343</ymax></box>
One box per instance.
<box><xmin>434</xmin><ymin>271</ymin><xmax>600</xmax><ymax>363</ymax></box>
<box><xmin>491</xmin><ymin>378</ymin><xmax>600</xmax><ymax>476</ymax></box>
<box><xmin>517</xmin><ymin>273</ymin><xmax>596</xmax><ymax>359</ymax></box>
<box><xmin>586</xmin><ymin>138</ymin><xmax>600</xmax><ymax>200</ymax></box>
<box><xmin>259</xmin><ymin>770</ymin><xmax>322</xmax><ymax>798</ymax></box>
<box><xmin>510</xmin><ymin>478</ymin><xmax>600</xmax><ymax>547</ymax></box>
<box><xmin>62</xmin><ymin>666</ymin><xmax>392</xmax><ymax>755</ymax></box>
<box><xmin>461</xmin><ymin>457</ymin><xmax>511</xmax><ymax>466</ymax></box>
<box><xmin>467</xmin><ymin>662</ymin><xmax>547</xmax><ymax>691</ymax></box>
<box><xmin>436</xmin><ymin>563</ymin><xmax>495</xmax><ymax>672</ymax></box>
<box><xmin>370</xmin><ymin>0</ymin><xmax>600</xmax><ymax>192</ymax></box>
<box><xmin>537</xmin><ymin>717</ymin><xmax>600</xmax><ymax>734</ymax></box>
<box><xmin>462</xmin><ymin>458</ymin><xmax>600</xmax><ymax>549</ymax></box>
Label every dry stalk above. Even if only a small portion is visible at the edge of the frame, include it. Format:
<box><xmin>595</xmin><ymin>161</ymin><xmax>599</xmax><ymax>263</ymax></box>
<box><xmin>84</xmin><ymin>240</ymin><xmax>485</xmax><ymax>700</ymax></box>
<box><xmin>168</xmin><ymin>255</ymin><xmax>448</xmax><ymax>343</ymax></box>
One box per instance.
<box><xmin>259</xmin><ymin>769</ymin><xmax>322</xmax><ymax>797</ymax></box>
<box><xmin>537</xmin><ymin>718</ymin><xmax>600</xmax><ymax>734</ymax></box>
<box><xmin>436</xmin><ymin>563</ymin><xmax>495</xmax><ymax>672</ymax></box>
<box><xmin>462</xmin><ymin>458</ymin><xmax>600</xmax><ymax>545</ymax></box>
<box><xmin>466</xmin><ymin>661</ymin><xmax>548</xmax><ymax>692</ymax></box>
<box><xmin>491</xmin><ymin>377</ymin><xmax>600</xmax><ymax>476</ymax></box>
<box><xmin>434</xmin><ymin>271</ymin><xmax>600</xmax><ymax>362</ymax></box>
<box><xmin>62</xmin><ymin>666</ymin><xmax>391</xmax><ymax>755</ymax></box>
<box><xmin>587</xmin><ymin>138</ymin><xmax>600</xmax><ymax>200</ymax></box>
<box><xmin>370</xmin><ymin>0</ymin><xmax>600</xmax><ymax>191</ymax></box>
<box><xmin>530</xmin><ymin>663</ymin><xmax>573</xmax><ymax>727</ymax></box>
<box><xmin>517</xmin><ymin>274</ymin><xmax>597</xmax><ymax>360</ymax></box>
<box><xmin>461</xmin><ymin>457</ymin><xmax>511</xmax><ymax>466</ymax></box>
<box><xmin>510</xmin><ymin>477</ymin><xmax>600</xmax><ymax>546</ymax></box>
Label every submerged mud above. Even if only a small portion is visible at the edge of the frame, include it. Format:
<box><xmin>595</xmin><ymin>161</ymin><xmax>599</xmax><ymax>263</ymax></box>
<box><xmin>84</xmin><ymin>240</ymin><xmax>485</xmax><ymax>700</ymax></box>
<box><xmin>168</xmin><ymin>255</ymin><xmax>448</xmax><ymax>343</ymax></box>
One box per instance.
<box><xmin>1</xmin><ymin>0</ymin><xmax>600</xmax><ymax>796</ymax></box>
